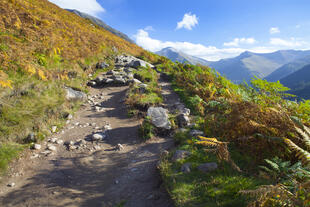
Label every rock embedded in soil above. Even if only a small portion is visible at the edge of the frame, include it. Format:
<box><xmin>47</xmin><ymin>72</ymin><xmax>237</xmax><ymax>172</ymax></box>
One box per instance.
<box><xmin>7</xmin><ymin>183</ymin><xmax>15</xmax><ymax>187</ymax></box>
<box><xmin>47</xmin><ymin>144</ymin><xmax>57</xmax><ymax>151</ymax></box>
<box><xmin>189</xmin><ymin>130</ymin><xmax>204</xmax><ymax>137</ymax></box>
<box><xmin>181</xmin><ymin>163</ymin><xmax>191</xmax><ymax>173</ymax></box>
<box><xmin>92</xmin><ymin>133</ymin><xmax>105</xmax><ymax>141</ymax></box>
<box><xmin>172</xmin><ymin>150</ymin><xmax>191</xmax><ymax>162</ymax></box>
<box><xmin>33</xmin><ymin>144</ymin><xmax>41</xmax><ymax>150</ymax></box>
<box><xmin>197</xmin><ymin>162</ymin><xmax>218</xmax><ymax>173</ymax></box>
<box><xmin>177</xmin><ymin>113</ymin><xmax>190</xmax><ymax>127</ymax></box>
<box><xmin>65</xmin><ymin>87</ymin><xmax>87</xmax><ymax>102</ymax></box>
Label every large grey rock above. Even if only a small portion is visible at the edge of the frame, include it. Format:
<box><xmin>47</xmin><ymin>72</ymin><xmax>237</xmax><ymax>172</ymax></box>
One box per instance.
<box><xmin>147</xmin><ymin>107</ymin><xmax>171</xmax><ymax>130</ymax></box>
<box><xmin>197</xmin><ymin>162</ymin><xmax>218</xmax><ymax>173</ymax></box>
<box><xmin>116</xmin><ymin>55</ymin><xmax>154</xmax><ymax>69</ymax></box>
<box><xmin>177</xmin><ymin>114</ymin><xmax>190</xmax><ymax>127</ymax></box>
<box><xmin>114</xmin><ymin>77</ymin><xmax>127</xmax><ymax>85</ymax></box>
<box><xmin>95</xmin><ymin>75</ymin><xmax>105</xmax><ymax>84</ymax></box>
<box><xmin>172</xmin><ymin>150</ymin><xmax>191</xmax><ymax>162</ymax></box>
<box><xmin>65</xmin><ymin>87</ymin><xmax>87</xmax><ymax>101</ymax></box>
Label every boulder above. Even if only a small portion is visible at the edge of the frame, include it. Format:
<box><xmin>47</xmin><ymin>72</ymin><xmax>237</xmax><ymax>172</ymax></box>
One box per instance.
<box><xmin>95</xmin><ymin>75</ymin><xmax>105</xmax><ymax>84</ymax></box>
<box><xmin>65</xmin><ymin>87</ymin><xmax>87</xmax><ymax>102</ymax></box>
<box><xmin>197</xmin><ymin>162</ymin><xmax>218</xmax><ymax>173</ymax></box>
<box><xmin>172</xmin><ymin>150</ymin><xmax>191</xmax><ymax>162</ymax></box>
<box><xmin>114</xmin><ymin>77</ymin><xmax>127</xmax><ymax>85</ymax></box>
<box><xmin>147</xmin><ymin>107</ymin><xmax>171</xmax><ymax>130</ymax></box>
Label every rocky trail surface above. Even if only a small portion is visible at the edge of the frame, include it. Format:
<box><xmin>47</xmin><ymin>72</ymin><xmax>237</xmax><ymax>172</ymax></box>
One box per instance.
<box><xmin>0</xmin><ymin>56</ymin><xmax>183</xmax><ymax>207</ymax></box>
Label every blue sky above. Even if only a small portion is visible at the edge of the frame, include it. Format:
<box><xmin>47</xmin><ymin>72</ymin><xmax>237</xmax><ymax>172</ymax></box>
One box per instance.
<box><xmin>49</xmin><ymin>0</ymin><xmax>310</xmax><ymax>61</ymax></box>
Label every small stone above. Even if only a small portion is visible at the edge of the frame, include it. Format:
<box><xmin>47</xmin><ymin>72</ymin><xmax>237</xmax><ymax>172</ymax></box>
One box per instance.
<box><xmin>189</xmin><ymin>130</ymin><xmax>204</xmax><ymax>137</ymax></box>
<box><xmin>33</xmin><ymin>144</ymin><xmax>41</xmax><ymax>150</ymax></box>
<box><xmin>177</xmin><ymin>114</ymin><xmax>190</xmax><ymax>127</ymax></box>
<box><xmin>75</xmin><ymin>122</ymin><xmax>80</xmax><ymax>126</ymax></box>
<box><xmin>67</xmin><ymin>114</ymin><xmax>73</xmax><ymax>120</ymax></box>
<box><xmin>172</xmin><ymin>150</ymin><xmax>191</xmax><ymax>162</ymax></box>
<box><xmin>69</xmin><ymin>145</ymin><xmax>77</xmax><ymax>150</ymax></box>
<box><xmin>93</xmin><ymin>145</ymin><xmax>101</xmax><ymax>150</ymax></box>
<box><xmin>7</xmin><ymin>183</ymin><xmax>15</xmax><ymax>187</ymax></box>
<box><xmin>66</xmin><ymin>120</ymin><xmax>70</xmax><ymax>124</ymax></box>
<box><xmin>30</xmin><ymin>154</ymin><xmax>39</xmax><ymax>159</ymax></box>
<box><xmin>116</xmin><ymin>144</ymin><xmax>124</xmax><ymax>151</ymax></box>
<box><xmin>91</xmin><ymin>123</ymin><xmax>96</xmax><ymax>126</ymax></box>
<box><xmin>181</xmin><ymin>163</ymin><xmax>191</xmax><ymax>173</ymax></box>
<box><xmin>92</xmin><ymin>133</ymin><xmax>105</xmax><ymax>141</ymax></box>
<box><xmin>76</xmin><ymin>139</ymin><xmax>87</xmax><ymax>146</ymax></box>
<box><xmin>56</xmin><ymin>140</ymin><xmax>64</xmax><ymax>145</ymax></box>
<box><xmin>52</xmin><ymin>126</ymin><xmax>57</xmax><ymax>133</ymax></box>
<box><xmin>115</xmin><ymin>180</ymin><xmax>119</xmax><ymax>184</ymax></box>
<box><xmin>49</xmin><ymin>138</ymin><xmax>58</xmax><ymax>143</ymax></box>
<box><xmin>64</xmin><ymin>140</ymin><xmax>74</xmax><ymax>146</ymax></box>
<box><xmin>197</xmin><ymin>162</ymin><xmax>218</xmax><ymax>173</ymax></box>
<box><xmin>47</xmin><ymin>144</ymin><xmax>57</xmax><ymax>151</ymax></box>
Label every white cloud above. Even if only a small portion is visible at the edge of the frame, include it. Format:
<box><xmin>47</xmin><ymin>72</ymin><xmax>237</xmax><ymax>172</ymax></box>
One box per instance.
<box><xmin>135</xmin><ymin>29</ymin><xmax>310</xmax><ymax>61</ymax></box>
<box><xmin>223</xmin><ymin>38</ymin><xmax>256</xmax><ymax>47</ymax></box>
<box><xmin>270</xmin><ymin>27</ymin><xmax>280</xmax><ymax>34</ymax></box>
<box><xmin>270</xmin><ymin>37</ymin><xmax>304</xmax><ymax>47</ymax></box>
<box><xmin>48</xmin><ymin>0</ymin><xmax>105</xmax><ymax>17</ymax></box>
<box><xmin>144</xmin><ymin>26</ymin><xmax>155</xmax><ymax>31</ymax></box>
<box><xmin>135</xmin><ymin>29</ymin><xmax>251</xmax><ymax>61</ymax></box>
<box><xmin>176</xmin><ymin>13</ymin><xmax>198</xmax><ymax>30</ymax></box>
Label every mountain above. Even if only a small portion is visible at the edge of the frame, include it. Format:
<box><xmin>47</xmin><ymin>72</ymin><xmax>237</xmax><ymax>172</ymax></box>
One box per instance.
<box><xmin>280</xmin><ymin>64</ymin><xmax>310</xmax><ymax>99</ymax></box>
<box><xmin>67</xmin><ymin>9</ymin><xmax>134</xmax><ymax>44</ymax></box>
<box><xmin>265</xmin><ymin>54</ymin><xmax>310</xmax><ymax>82</ymax></box>
<box><xmin>208</xmin><ymin>50</ymin><xmax>310</xmax><ymax>83</ymax></box>
<box><xmin>156</xmin><ymin>47</ymin><xmax>211</xmax><ymax>66</ymax></box>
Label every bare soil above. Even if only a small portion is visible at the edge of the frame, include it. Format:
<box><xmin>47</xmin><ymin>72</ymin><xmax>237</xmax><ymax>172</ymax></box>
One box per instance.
<box><xmin>0</xmin><ymin>74</ymin><xmax>179</xmax><ymax>207</ymax></box>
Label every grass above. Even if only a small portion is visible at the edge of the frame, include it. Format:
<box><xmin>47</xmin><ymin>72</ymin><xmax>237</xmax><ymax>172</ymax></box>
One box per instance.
<box><xmin>138</xmin><ymin>117</ymin><xmax>154</xmax><ymax>140</ymax></box>
<box><xmin>160</xmin><ymin>133</ymin><xmax>269</xmax><ymax>207</ymax></box>
<box><xmin>0</xmin><ymin>143</ymin><xmax>24</xmax><ymax>173</ymax></box>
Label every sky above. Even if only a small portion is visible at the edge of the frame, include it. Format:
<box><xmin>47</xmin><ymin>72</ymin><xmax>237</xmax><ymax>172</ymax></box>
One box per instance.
<box><xmin>49</xmin><ymin>0</ymin><xmax>310</xmax><ymax>61</ymax></box>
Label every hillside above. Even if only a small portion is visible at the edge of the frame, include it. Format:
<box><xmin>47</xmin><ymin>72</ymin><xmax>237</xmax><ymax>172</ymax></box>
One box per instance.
<box><xmin>156</xmin><ymin>47</ymin><xmax>210</xmax><ymax>66</ymax></box>
<box><xmin>66</xmin><ymin>9</ymin><xmax>134</xmax><ymax>44</ymax></box>
<box><xmin>0</xmin><ymin>0</ymin><xmax>159</xmax><ymax>170</ymax></box>
<box><xmin>280</xmin><ymin>64</ymin><xmax>310</xmax><ymax>99</ymax></box>
<box><xmin>265</xmin><ymin>54</ymin><xmax>310</xmax><ymax>82</ymax></box>
<box><xmin>209</xmin><ymin>50</ymin><xmax>310</xmax><ymax>83</ymax></box>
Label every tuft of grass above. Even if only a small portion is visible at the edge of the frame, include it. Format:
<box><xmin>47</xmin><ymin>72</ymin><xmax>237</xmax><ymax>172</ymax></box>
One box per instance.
<box><xmin>139</xmin><ymin>117</ymin><xmax>154</xmax><ymax>140</ymax></box>
<box><xmin>0</xmin><ymin>143</ymin><xmax>24</xmax><ymax>173</ymax></box>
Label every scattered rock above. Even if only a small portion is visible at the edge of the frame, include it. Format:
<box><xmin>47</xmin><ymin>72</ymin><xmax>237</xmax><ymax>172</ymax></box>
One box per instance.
<box><xmin>96</xmin><ymin>62</ymin><xmax>109</xmax><ymax>69</ymax></box>
<box><xmin>30</xmin><ymin>154</ymin><xmax>39</xmax><ymax>159</ymax></box>
<box><xmin>65</xmin><ymin>87</ymin><xmax>87</xmax><ymax>102</ymax></box>
<box><xmin>181</xmin><ymin>163</ymin><xmax>191</xmax><ymax>173</ymax></box>
<box><xmin>93</xmin><ymin>145</ymin><xmax>101</xmax><ymax>150</ymax></box>
<box><xmin>189</xmin><ymin>130</ymin><xmax>204</xmax><ymax>137</ymax></box>
<box><xmin>92</xmin><ymin>133</ymin><xmax>105</xmax><ymax>141</ymax></box>
<box><xmin>7</xmin><ymin>183</ymin><xmax>15</xmax><ymax>187</ymax></box>
<box><xmin>147</xmin><ymin>107</ymin><xmax>171</xmax><ymax>130</ymax></box>
<box><xmin>177</xmin><ymin>113</ymin><xmax>190</xmax><ymax>127</ymax></box>
<box><xmin>51</xmin><ymin>126</ymin><xmax>57</xmax><ymax>133</ymax></box>
<box><xmin>33</xmin><ymin>144</ymin><xmax>41</xmax><ymax>150</ymax></box>
<box><xmin>197</xmin><ymin>162</ymin><xmax>218</xmax><ymax>173</ymax></box>
<box><xmin>25</xmin><ymin>133</ymin><xmax>36</xmax><ymax>143</ymax></box>
<box><xmin>115</xmin><ymin>180</ymin><xmax>119</xmax><ymax>184</ymax></box>
<box><xmin>67</xmin><ymin>114</ymin><xmax>73</xmax><ymax>120</ymax></box>
<box><xmin>116</xmin><ymin>144</ymin><xmax>124</xmax><ymax>151</ymax></box>
<box><xmin>56</xmin><ymin>140</ymin><xmax>64</xmax><ymax>145</ymax></box>
<box><xmin>47</xmin><ymin>144</ymin><xmax>57</xmax><ymax>151</ymax></box>
<box><xmin>64</xmin><ymin>140</ymin><xmax>75</xmax><ymax>146</ymax></box>
<box><xmin>172</xmin><ymin>150</ymin><xmax>191</xmax><ymax>162</ymax></box>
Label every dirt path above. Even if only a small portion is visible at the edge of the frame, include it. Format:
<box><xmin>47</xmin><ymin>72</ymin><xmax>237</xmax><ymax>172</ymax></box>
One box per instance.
<box><xmin>0</xmin><ymin>73</ymin><xmax>179</xmax><ymax>207</ymax></box>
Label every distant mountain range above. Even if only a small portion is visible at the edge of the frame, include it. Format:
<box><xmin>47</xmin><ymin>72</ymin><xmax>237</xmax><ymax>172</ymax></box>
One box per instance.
<box><xmin>156</xmin><ymin>47</ymin><xmax>210</xmax><ymax>66</ymax></box>
<box><xmin>67</xmin><ymin>9</ymin><xmax>134</xmax><ymax>43</ymax></box>
<box><xmin>157</xmin><ymin>47</ymin><xmax>310</xmax><ymax>99</ymax></box>
<box><xmin>280</xmin><ymin>64</ymin><xmax>310</xmax><ymax>100</ymax></box>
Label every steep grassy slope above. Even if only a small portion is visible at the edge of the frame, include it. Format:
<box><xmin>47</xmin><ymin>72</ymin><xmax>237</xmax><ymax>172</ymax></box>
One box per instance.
<box><xmin>66</xmin><ymin>9</ymin><xmax>134</xmax><ymax>44</ymax></box>
<box><xmin>0</xmin><ymin>0</ymin><xmax>158</xmax><ymax>172</ymax></box>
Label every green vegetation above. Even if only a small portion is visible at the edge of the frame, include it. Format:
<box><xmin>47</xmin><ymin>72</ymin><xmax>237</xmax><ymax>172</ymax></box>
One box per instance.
<box><xmin>157</xmin><ymin>61</ymin><xmax>310</xmax><ymax>207</ymax></box>
<box><xmin>0</xmin><ymin>143</ymin><xmax>24</xmax><ymax>172</ymax></box>
<box><xmin>126</xmin><ymin>66</ymin><xmax>162</xmax><ymax>111</ymax></box>
<box><xmin>138</xmin><ymin>117</ymin><xmax>155</xmax><ymax>140</ymax></box>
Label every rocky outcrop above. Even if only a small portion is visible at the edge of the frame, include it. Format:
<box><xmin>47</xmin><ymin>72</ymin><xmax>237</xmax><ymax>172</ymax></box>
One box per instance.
<box><xmin>197</xmin><ymin>162</ymin><xmax>218</xmax><ymax>173</ymax></box>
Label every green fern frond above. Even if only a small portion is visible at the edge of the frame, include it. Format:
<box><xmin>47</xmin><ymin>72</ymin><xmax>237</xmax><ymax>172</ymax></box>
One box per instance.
<box><xmin>264</xmin><ymin>159</ymin><xmax>280</xmax><ymax>172</ymax></box>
